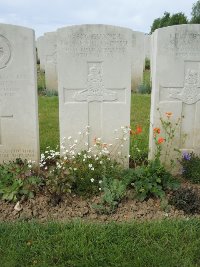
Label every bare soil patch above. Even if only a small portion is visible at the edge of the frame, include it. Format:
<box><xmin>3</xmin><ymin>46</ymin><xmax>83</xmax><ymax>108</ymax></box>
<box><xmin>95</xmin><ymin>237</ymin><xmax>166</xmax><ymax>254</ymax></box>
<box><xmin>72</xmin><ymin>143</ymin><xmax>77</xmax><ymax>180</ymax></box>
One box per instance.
<box><xmin>1</xmin><ymin>183</ymin><xmax>200</xmax><ymax>223</ymax></box>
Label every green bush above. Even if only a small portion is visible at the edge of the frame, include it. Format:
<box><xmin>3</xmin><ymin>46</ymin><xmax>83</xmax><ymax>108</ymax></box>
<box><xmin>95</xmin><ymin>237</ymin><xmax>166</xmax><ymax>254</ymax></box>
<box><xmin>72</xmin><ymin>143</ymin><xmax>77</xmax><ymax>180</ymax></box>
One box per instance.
<box><xmin>40</xmin><ymin>89</ymin><xmax>58</xmax><ymax>97</ymax></box>
<box><xmin>127</xmin><ymin>159</ymin><xmax>180</xmax><ymax>201</ymax></box>
<box><xmin>39</xmin><ymin>130</ymin><xmax>126</xmax><ymax>199</ymax></box>
<box><xmin>169</xmin><ymin>187</ymin><xmax>200</xmax><ymax>214</ymax></box>
<box><xmin>0</xmin><ymin>159</ymin><xmax>41</xmax><ymax>202</ymax></box>
<box><xmin>72</xmin><ymin>152</ymin><xmax>123</xmax><ymax>196</ymax></box>
<box><xmin>138</xmin><ymin>69</ymin><xmax>151</xmax><ymax>94</ymax></box>
<box><xmin>191</xmin><ymin>0</ymin><xmax>200</xmax><ymax>23</ymax></box>
<box><xmin>93</xmin><ymin>175</ymin><xmax>127</xmax><ymax>214</ymax></box>
<box><xmin>40</xmin><ymin>150</ymin><xmax>74</xmax><ymax>205</ymax></box>
<box><xmin>138</xmin><ymin>83</ymin><xmax>151</xmax><ymax>94</ymax></box>
<box><xmin>145</xmin><ymin>58</ymin><xmax>150</xmax><ymax>70</ymax></box>
<box><xmin>37</xmin><ymin>67</ymin><xmax>46</xmax><ymax>93</ymax></box>
<box><xmin>150</xmin><ymin>11</ymin><xmax>188</xmax><ymax>33</ymax></box>
<box><xmin>180</xmin><ymin>152</ymin><xmax>200</xmax><ymax>183</ymax></box>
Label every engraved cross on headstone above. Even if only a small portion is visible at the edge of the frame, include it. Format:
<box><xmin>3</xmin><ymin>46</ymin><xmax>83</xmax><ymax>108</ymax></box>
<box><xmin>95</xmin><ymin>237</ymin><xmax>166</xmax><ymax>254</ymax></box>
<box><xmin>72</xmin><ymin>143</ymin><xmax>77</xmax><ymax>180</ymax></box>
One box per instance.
<box><xmin>64</xmin><ymin>61</ymin><xmax>126</xmax><ymax>146</ymax></box>
<box><xmin>161</xmin><ymin>61</ymin><xmax>200</xmax><ymax>151</ymax></box>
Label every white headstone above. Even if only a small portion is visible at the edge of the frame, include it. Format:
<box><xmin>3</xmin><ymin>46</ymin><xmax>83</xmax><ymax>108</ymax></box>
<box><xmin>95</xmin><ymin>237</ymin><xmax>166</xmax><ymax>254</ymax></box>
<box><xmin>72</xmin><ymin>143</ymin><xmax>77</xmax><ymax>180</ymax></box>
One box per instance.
<box><xmin>131</xmin><ymin>31</ymin><xmax>145</xmax><ymax>92</ymax></box>
<box><xmin>37</xmin><ymin>35</ymin><xmax>45</xmax><ymax>71</ymax></box>
<box><xmin>150</xmin><ymin>33</ymin><xmax>155</xmax><ymax>81</ymax></box>
<box><xmin>44</xmin><ymin>32</ymin><xmax>58</xmax><ymax>92</ymax></box>
<box><xmin>57</xmin><ymin>24</ymin><xmax>132</xmax><ymax>165</ymax></box>
<box><xmin>0</xmin><ymin>24</ymin><xmax>39</xmax><ymax>164</ymax></box>
<box><xmin>149</xmin><ymin>25</ymin><xmax>200</xmax><ymax>170</ymax></box>
<box><xmin>144</xmin><ymin>34</ymin><xmax>151</xmax><ymax>60</ymax></box>
<box><xmin>36</xmin><ymin>37</ymin><xmax>41</xmax><ymax>63</ymax></box>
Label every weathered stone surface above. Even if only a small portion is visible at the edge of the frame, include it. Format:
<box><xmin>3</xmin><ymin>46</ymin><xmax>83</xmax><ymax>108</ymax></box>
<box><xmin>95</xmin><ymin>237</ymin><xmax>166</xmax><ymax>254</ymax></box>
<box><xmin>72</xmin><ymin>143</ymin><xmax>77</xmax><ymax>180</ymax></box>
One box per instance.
<box><xmin>36</xmin><ymin>35</ymin><xmax>45</xmax><ymax>71</ymax></box>
<box><xmin>144</xmin><ymin>34</ymin><xmax>151</xmax><ymax>60</ymax></box>
<box><xmin>131</xmin><ymin>31</ymin><xmax>145</xmax><ymax>92</ymax></box>
<box><xmin>57</xmin><ymin>24</ymin><xmax>132</xmax><ymax>166</ymax></box>
<box><xmin>44</xmin><ymin>32</ymin><xmax>58</xmax><ymax>92</ymax></box>
<box><xmin>36</xmin><ymin>36</ymin><xmax>41</xmax><ymax>60</ymax></box>
<box><xmin>150</xmin><ymin>33</ymin><xmax>155</xmax><ymax>81</ymax></box>
<box><xmin>0</xmin><ymin>24</ymin><xmax>39</xmax><ymax>164</ymax></box>
<box><xmin>149</xmin><ymin>25</ymin><xmax>200</xmax><ymax>171</ymax></box>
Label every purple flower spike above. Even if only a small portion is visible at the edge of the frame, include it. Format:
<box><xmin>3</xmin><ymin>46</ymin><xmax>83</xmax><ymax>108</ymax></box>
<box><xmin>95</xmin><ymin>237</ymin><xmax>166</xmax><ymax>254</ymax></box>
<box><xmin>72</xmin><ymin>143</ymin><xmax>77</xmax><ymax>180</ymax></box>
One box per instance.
<box><xmin>183</xmin><ymin>152</ymin><xmax>191</xmax><ymax>161</ymax></box>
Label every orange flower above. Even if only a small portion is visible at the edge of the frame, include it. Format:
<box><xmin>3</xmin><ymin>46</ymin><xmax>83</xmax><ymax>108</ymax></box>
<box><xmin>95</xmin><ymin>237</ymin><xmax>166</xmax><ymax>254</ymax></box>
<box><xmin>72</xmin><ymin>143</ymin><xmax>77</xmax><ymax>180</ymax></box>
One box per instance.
<box><xmin>153</xmin><ymin>127</ymin><xmax>161</xmax><ymax>134</ymax></box>
<box><xmin>136</xmin><ymin>126</ymin><xmax>142</xmax><ymax>134</ymax></box>
<box><xmin>165</xmin><ymin>112</ymin><xmax>172</xmax><ymax>118</ymax></box>
<box><xmin>158</xmin><ymin>137</ymin><xmax>164</xmax><ymax>144</ymax></box>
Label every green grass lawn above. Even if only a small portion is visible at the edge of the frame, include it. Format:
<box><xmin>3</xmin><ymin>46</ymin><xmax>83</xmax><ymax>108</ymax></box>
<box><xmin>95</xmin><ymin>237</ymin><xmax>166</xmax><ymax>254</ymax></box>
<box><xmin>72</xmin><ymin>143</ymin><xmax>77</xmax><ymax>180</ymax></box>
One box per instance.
<box><xmin>38</xmin><ymin>93</ymin><xmax>151</xmax><ymax>155</ymax></box>
<box><xmin>130</xmin><ymin>93</ymin><xmax>151</xmax><ymax>159</ymax></box>
<box><xmin>0</xmin><ymin>220</ymin><xmax>199</xmax><ymax>267</ymax></box>
<box><xmin>143</xmin><ymin>69</ymin><xmax>151</xmax><ymax>88</ymax></box>
<box><xmin>37</xmin><ymin>66</ymin><xmax>46</xmax><ymax>93</ymax></box>
<box><xmin>39</xmin><ymin>96</ymin><xmax>59</xmax><ymax>152</ymax></box>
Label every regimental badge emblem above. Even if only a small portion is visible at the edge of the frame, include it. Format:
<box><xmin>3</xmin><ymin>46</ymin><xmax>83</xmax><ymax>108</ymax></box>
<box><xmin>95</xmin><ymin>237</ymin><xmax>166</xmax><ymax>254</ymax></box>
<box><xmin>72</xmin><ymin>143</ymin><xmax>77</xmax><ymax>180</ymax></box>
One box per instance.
<box><xmin>170</xmin><ymin>68</ymin><xmax>200</xmax><ymax>105</ymax></box>
<box><xmin>0</xmin><ymin>35</ymin><xmax>11</xmax><ymax>69</ymax></box>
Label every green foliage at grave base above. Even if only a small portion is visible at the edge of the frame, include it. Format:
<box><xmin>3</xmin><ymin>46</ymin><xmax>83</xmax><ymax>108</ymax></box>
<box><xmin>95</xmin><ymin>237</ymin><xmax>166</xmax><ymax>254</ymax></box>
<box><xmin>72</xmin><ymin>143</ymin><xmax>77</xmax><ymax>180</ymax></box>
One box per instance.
<box><xmin>126</xmin><ymin>159</ymin><xmax>180</xmax><ymax>201</ymax></box>
<box><xmin>169</xmin><ymin>187</ymin><xmax>200</xmax><ymax>215</ymax></box>
<box><xmin>0</xmin><ymin>159</ymin><xmax>41</xmax><ymax>202</ymax></box>
<box><xmin>93</xmin><ymin>175</ymin><xmax>127</xmax><ymax>214</ymax></box>
<box><xmin>180</xmin><ymin>152</ymin><xmax>200</xmax><ymax>184</ymax></box>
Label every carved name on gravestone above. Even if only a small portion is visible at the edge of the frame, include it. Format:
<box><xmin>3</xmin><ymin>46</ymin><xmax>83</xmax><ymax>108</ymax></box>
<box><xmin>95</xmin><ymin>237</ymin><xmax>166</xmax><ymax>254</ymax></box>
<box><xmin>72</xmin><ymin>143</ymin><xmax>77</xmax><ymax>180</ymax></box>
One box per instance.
<box><xmin>149</xmin><ymin>25</ymin><xmax>200</xmax><ymax>171</ymax></box>
<box><xmin>57</xmin><ymin>25</ymin><xmax>132</xmax><ymax>165</ymax></box>
<box><xmin>0</xmin><ymin>24</ymin><xmax>39</xmax><ymax>163</ymax></box>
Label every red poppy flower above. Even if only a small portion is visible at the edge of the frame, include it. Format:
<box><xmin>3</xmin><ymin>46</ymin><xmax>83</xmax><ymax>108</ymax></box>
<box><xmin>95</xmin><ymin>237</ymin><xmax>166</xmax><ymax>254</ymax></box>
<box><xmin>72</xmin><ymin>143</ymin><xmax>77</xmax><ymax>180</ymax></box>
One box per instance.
<box><xmin>158</xmin><ymin>137</ymin><xmax>164</xmax><ymax>144</ymax></box>
<box><xmin>153</xmin><ymin>127</ymin><xmax>161</xmax><ymax>134</ymax></box>
<box><xmin>136</xmin><ymin>126</ymin><xmax>142</xmax><ymax>134</ymax></box>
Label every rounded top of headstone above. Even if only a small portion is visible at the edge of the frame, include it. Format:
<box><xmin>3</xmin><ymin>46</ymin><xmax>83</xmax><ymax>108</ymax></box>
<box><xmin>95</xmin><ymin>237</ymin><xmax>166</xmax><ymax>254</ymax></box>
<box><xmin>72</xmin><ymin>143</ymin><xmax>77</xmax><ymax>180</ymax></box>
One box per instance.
<box><xmin>57</xmin><ymin>24</ymin><xmax>133</xmax><ymax>33</ymax></box>
<box><xmin>37</xmin><ymin>36</ymin><xmax>44</xmax><ymax>41</ymax></box>
<box><xmin>44</xmin><ymin>31</ymin><xmax>57</xmax><ymax>36</ymax></box>
<box><xmin>0</xmin><ymin>23</ymin><xmax>35</xmax><ymax>33</ymax></box>
<box><xmin>0</xmin><ymin>23</ymin><xmax>35</xmax><ymax>69</ymax></box>
<box><xmin>154</xmin><ymin>24</ymin><xmax>200</xmax><ymax>34</ymax></box>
